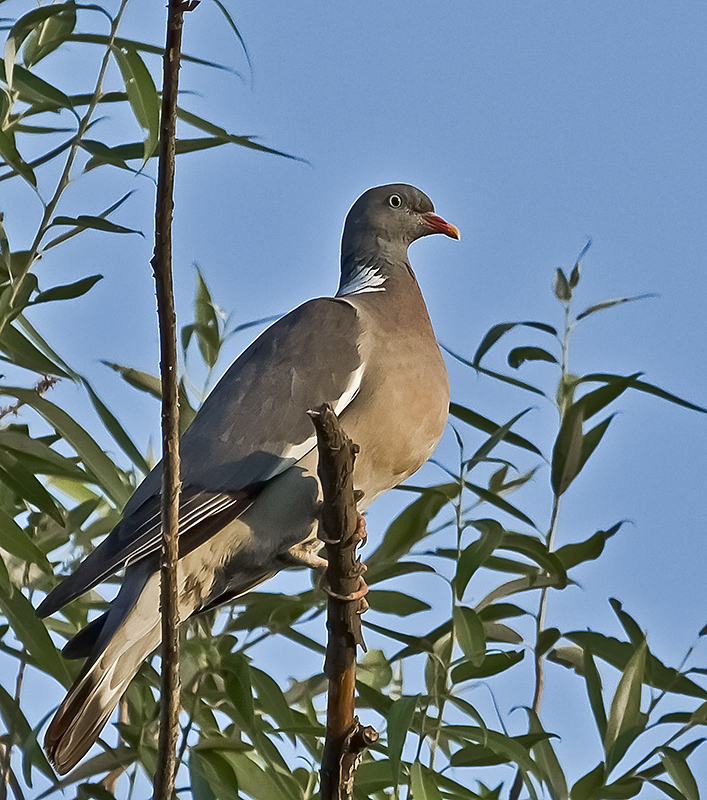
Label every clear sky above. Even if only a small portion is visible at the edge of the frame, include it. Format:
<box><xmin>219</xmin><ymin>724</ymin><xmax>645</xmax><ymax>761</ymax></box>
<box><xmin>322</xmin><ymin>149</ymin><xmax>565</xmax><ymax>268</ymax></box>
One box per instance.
<box><xmin>2</xmin><ymin>0</ymin><xmax>706</xmax><ymax>792</ymax></box>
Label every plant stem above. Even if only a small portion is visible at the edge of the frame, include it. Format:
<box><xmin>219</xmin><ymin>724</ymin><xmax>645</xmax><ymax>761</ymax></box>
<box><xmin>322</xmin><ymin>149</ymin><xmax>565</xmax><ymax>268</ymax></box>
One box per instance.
<box><xmin>152</xmin><ymin>0</ymin><xmax>197</xmax><ymax>797</ymax></box>
<box><xmin>532</xmin><ymin>297</ymin><xmax>573</xmax><ymax>715</ymax></box>
<box><xmin>0</xmin><ymin>0</ymin><xmax>130</xmax><ymax>341</ymax></box>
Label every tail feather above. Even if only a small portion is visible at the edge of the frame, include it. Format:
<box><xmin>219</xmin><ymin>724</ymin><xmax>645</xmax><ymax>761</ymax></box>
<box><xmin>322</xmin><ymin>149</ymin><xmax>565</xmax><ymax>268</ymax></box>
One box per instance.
<box><xmin>45</xmin><ymin>570</ymin><xmax>161</xmax><ymax>775</ymax></box>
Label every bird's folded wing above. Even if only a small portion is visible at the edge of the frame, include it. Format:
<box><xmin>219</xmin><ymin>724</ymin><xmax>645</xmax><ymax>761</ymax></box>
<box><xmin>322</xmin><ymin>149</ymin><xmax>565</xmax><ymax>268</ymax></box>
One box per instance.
<box><xmin>37</xmin><ymin>298</ymin><xmax>363</xmax><ymax>617</ymax></box>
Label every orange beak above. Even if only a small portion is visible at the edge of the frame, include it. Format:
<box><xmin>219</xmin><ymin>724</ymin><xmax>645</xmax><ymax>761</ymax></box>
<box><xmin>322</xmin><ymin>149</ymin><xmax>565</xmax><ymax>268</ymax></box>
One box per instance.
<box><xmin>423</xmin><ymin>212</ymin><xmax>461</xmax><ymax>240</ymax></box>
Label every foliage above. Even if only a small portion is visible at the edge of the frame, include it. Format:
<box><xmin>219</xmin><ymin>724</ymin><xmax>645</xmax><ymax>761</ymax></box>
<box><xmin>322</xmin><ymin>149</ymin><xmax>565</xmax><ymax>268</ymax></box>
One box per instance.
<box><xmin>1</xmin><ymin>3</ymin><xmax>706</xmax><ymax>800</ymax></box>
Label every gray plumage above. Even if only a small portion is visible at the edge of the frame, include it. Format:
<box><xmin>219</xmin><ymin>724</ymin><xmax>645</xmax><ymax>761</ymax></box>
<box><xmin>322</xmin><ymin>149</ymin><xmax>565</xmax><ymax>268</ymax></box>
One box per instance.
<box><xmin>38</xmin><ymin>183</ymin><xmax>459</xmax><ymax>774</ymax></box>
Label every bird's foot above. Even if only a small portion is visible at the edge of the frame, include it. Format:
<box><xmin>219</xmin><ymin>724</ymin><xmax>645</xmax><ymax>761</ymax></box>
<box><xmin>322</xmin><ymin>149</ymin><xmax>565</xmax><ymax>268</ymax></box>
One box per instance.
<box><xmin>323</xmin><ymin>574</ymin><xmax>369</xmax><ymax>609</ymax></box>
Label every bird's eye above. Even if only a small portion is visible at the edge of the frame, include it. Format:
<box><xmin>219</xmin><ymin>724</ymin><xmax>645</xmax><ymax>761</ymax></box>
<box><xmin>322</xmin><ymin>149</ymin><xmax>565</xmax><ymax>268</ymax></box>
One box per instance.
<box><xmin>388</xmin><ymin>194</ymin><xmax>403</xmax><ymax>208</ymax></box>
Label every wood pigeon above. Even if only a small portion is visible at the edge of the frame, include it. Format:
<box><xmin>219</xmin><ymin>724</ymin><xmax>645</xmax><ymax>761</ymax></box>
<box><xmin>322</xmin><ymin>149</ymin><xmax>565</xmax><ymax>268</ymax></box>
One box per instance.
<box><xmin>37</xmin><ymin>183</ymin><xmax>459</xmax><ymax>773</ymax></box>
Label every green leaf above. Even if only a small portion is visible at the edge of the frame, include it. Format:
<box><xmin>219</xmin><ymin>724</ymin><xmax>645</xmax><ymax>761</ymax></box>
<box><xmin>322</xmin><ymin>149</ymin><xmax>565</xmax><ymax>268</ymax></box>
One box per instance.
<box><xmin>537</xmin><ymin>628</ymin><xmax>561</xmax><ymax>656</ymax></box>
<box><xmin>103</xmin><ymin>361</ymin><xmax>162</xmax><ymax>399</ymax></box>
<box><xmin>191</xmin><ymin>267</ymin><xmax>221</xmax><ymax>368</ymax></box>
<box><xmin>577</xmin><ymin>373</ymin><xmax>707</xmax><ymax>415</ymax></box>
<box><xmin>224</xmin><ymin>653</ymin><xmax>254</xmax><ymax>732</ymax></box>
<box><xmin>0</xmin><ymin>387</ymin><xmax>129</xmax><ymax>507</ymax></box>
<box><xmin>501</xmin><ymin>531</ymin><xmax>567</xmax><ymax>583</ymax></box>
<box><xmin>409</xmin><ymin>761</ymin><xmax>443</xmax><ymax>800</ymax></box>
<box><xmin>0</xmin><ymin>61</ymin><xmax>73</xmax><ymax>110</ymax></box>
<box><xmin>111</xmin><ymin>45</ymin><xmax>159</xmax><ymax>161</ymax></box>
<box><xmin>454</xmin><ymin>606</ymin><xmax>486</xmax><ymax>666</ymax></box>
<box><xmin>471</xmin><ymin>321</ymin><xmax>557</xmax><ymax>367</ymax></box>
<box><xmin>0</xmin><ymin>448</ymin><xmax>62</xmax><ymax>522</ymax></box>
<box><xmin>425</xmin><ymin>633</ymin><xmax>452</xmax><ymax>701</ymax></box>
<box><xmin>367</xmin><ymin>589</ymin><xmax>430</xmax><ymax>617</ymax></box>
<box><xmin>6</xmin><ymin>5</ymin><xmax>73</xmax><ymax>87</ymax></box>
<box><xmin>367</xmin><ymin>483</ymin><xmax>457</xmax><ymax>567</ymax></box>
<box><xmin>604</xmin><ymin>640</ymin><xmax>646</xmax><ymax>768</ymax></box>
<box><xmin>570</xmin><ymin>763</ymin><xmax>605</xmax><ymax>800</ymax></box>
<box><xmin>32</xmin><ymin>275</ymin><xmax>103</xmax><ymax>305</ymax></box>
<box><xmin>609</xmin><ymin>598</ymin><xmax>644</xmax><ymax>646</ymax></box>
<box><xmin>566</xmin><ymin>631</ymin><xmax>707</xmax><ymax>700</ymax></box>
<box><xmin>0</xmin><ymin>581</ymin><xmax>70</xmax><ymax>684</ymax></box>
<box><xmin>50</xmin><ymin>215</ymin><xmax>142</xmax><ymax>236</ymax></box>
<box><xmin>659</xmin><ymin>748</ymin><xmax>699</xmax><ymax>800</ymax></box>
<box><xmin>526</xmin><ymin>708</ymin><xmax>568</xmax><ymax>800</ymax></box>
<box><xmin>451</xmin><ymin>650</ymin><xmax>524</xmax><ymax>683</ymax></box>
<box><xmin>177</xmin><ymin>107</ymin><xmax>299</xmax><ymax>161</ymax></box>
<box><xmin>0</xmin><ymin>128</ymin><xmax>37</xmax><ymax>187</ymax></box>
<box><xmin>464</xmin><ymin>480</ymin><xmax>536</xmax><ymax>527</ymax></box>
<box><xmin>476</xmin><ymin>573</ymin><xmax>563</xmax><ymax>609</ymax></box>
<box><xmin>577</xmin><ymin>294</ymin><xmax>656</xmax><ymax>321</ymax></box>
<box><xmin>555</xmin><ymin>522</ymin><xmax>625</xmax><ymax>570</ymax></box>
<box><xmin>209</xmin><ymin>0</ymin><xmax>251</xmax><ymax>68</ymax></box>
<box><xmin>387</xmin><ymin>694</ymin><xmax>418</xmax><ymax>788</ymax></box>
<box><xmin>478</xmin><ymin>603</ymin><xmax>527</xmax><ymax>622</ymax></box>
<box><xmin>356</xmin><ymin>648</ymin><xmax>392</xmax><ymax>690</ymax></box>
<box><xmin>450</xmin><ymin>403</ymin><xmax>542</xmax><ymax>455</ymax></box>
<box><xmin>0</xmin><ymin>506</ymin><xmax>51</xmax><ymax>572</ymax></box>
<box><xmin>82</xmin><ymin>381</ymin><xmax>149</xmax><ymax>475</ymax></box>
<box><xmin>455</xmin><ymin>519</ymin><xmax>505</xmax><ymax>598</ymax></box>
<box><xmin>644</xmin><ymin>779</ymin><xmax>689</xmax><ymax>800</ymax></box>
<box><xmin>551</xmin><ymin>403</ymin><xmax>584</xmax><ymax>497</ymax></box>
<box><xmin>22</xmin><ymin>2</ymin><xmax>77</xmax><ymax>67</ymax></box>
<box><xmin>445</xmin><ymin>726</ymin><xmax>544</xmax><ymax>776</ymax></box>
<box><xmin>554</xmin><ymin>268</ymin><xmax>571</xmax><ymax>302</ymax></box>
<box><xmin>508</xmin><ymin>346</ymin><xmax>558</xmax><ymax>369</ymax></box>
<box><xmin>466</xmin><ymin>407</ymin><xmax>533</xmax><ymax>468</ymax></box>
<box><xmin>190</xmin><ymin>749</ymin><xmax>237</xmax><ymax>800</ymax></box>
<box><xmin>365</xmin><ymin>559</ymin><xmax>435</xmax><ymax>586</ymax></box>
<box><xmin>68</xmin><ymin>33</ymin><xmax>236</xmax><ymax>74</ymax></box>
<box><xmin>450</xmin><ymin>743</ymin><xmax>507</xmax><ymax>767</ymax></box>
<box><xmin>477</xmin><ymin>323</ymin><xmax>558</xmax><ymax>367</ymax></box>
<box><xmin>583</xmin><ymin>648</ymin><xmax>608</xmax><ymax>741</ymax></box>
<box><xmin>444</xmin><ymin>344</ymin><xmax>547</xmax><ymax>395</ymax></box>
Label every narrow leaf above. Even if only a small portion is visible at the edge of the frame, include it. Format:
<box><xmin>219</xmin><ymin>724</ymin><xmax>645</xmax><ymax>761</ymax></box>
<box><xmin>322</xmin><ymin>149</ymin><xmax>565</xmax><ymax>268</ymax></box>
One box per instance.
<box><xmin>387</xmin><ymin>695</ymin><xmax>418</xmax><ymax>788</ymax></box>
<box><xmin>577</xmin><ymin>294</ymin><xmax>657</xmax><ymax>321</ymax></box>
<box><xmin>367</xmin><ymin>483</ymin><xmax>457</xmax><ymax>567</ymax></box>
<box><xmin>451</xmin><ymin>650</ymin><xmax>524</xmax><ymax>683</ymax></box>
<box><xmin>604</xmin><ymin>640</ymin><xmax>646</xmax><ymax>766</ymax></box>
<box><xmin>0</xmin><ymin>581</ymin><xmax>69</xmax><ymax>684</ymax></box>
<box><xmin>464</xmin><ymin>479</ymin><xmax>536</xmax><ymax>527</ymax></box>
<box><xmin>410</xmin><ymin>762</ymin><xmax>443</xmax><ymax>800</ymax></box>
<box><xmin>551</xmin><ymin>403</ymin><xmax>584</xmax><ymax>496</ymax></box>
<box><xmin>0</xmin><ymin>507</ymin><xmax>51</xmax><ymax>571</ymax></box>
<box><xmin>660</xmin><ymin>748</ymin><xmax>700</xmax><ymax>800</ymax></box>
<box><xmin>526</xmin><ymin>708</ymin><xmax>568</xmax><ymax>800</ymax></box>
<box><xmin>32</xmin><ymin>275</ymin><xmax>103</xmax><ymax>305</ymax></box>
<box><xmin>472</xmin><ymin>321</ymin><xmax>557</xmax><ymax>367</ymax></box>
<box><xmin>102</xmin><ymin>361</ymin><xmax>162</xmax><ymax>399</ymax></box>
<box><xmin>454</xmin><ymin>606</ymin><xmax>486</xmax><ymax>666</ymax></box>
<box><xmin>508</xmin><ymin>346</ymin><xmax>558</xmax><ymax>369</ymax></box>
<box><xmin>449</xmin><ymin>402</ymin><xmax>541</xmax><ymax>454</ymax></box>
<box><xmin>50</xmin><ymin>215</ymin><xmax>142</xmax><ymax>236</ymax></box>
<box><xmin>555</xmin><ymin>521</ymin><xmax>625</xmax><ymax>569</ymax></box>
<box><xmin>111</xmin><ymin>45</ymin><xmax>159</xmax><ymax>161</ymax></box>
<box><xmin>454</xmin><ymin>518</ymin><xmax>505</xmax><ymax>598</ymax></box>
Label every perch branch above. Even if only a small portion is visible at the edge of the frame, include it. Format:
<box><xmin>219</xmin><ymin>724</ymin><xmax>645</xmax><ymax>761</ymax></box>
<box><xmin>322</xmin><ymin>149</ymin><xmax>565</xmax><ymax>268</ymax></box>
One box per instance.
<box><xmin>308</xmin><ymin>404</ymin><xmax>379</xmax><ymax>800</ymax></box>
<box><xmin>151</xmin><ymin>1</ymin><xmax>199</xmax><ymax>797</ymax></box>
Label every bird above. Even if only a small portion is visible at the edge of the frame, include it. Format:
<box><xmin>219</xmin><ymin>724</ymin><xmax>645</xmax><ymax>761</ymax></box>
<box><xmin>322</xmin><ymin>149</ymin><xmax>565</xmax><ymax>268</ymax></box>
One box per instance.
<box><xmin>37</xmin><ymin>183</ymin><xmax>459</xmax><ymax>774</ymax></box>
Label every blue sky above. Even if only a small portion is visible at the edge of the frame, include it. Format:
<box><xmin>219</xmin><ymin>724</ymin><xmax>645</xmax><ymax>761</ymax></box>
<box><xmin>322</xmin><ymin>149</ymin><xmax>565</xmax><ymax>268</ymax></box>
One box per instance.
<box><xmin>3</xmin><ymin>0</ymin><xmax>707</xmax><ymax>792</ymax></box>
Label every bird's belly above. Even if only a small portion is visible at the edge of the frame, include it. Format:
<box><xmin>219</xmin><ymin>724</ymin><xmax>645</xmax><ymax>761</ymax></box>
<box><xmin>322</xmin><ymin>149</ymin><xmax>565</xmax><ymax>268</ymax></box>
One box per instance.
<box><xmin>344</xmin><ymin>355</ymin><xmax>449</xmax><ymax>506</ymax></box>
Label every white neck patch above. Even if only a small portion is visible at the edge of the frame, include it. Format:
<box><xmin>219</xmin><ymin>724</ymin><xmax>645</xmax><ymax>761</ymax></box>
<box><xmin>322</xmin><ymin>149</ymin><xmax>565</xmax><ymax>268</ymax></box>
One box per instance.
<box><xmin>336</xmin><ymin>259</ymin><xmax>387</xmax><ymax>296</ymax></box>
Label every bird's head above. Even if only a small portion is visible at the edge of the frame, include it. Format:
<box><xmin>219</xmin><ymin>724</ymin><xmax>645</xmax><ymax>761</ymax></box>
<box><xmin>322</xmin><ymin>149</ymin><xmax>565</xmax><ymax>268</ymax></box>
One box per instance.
<box><xmin>342</xmin><ymin>184</ymin><xmax>460</xmax><ymax>258</ymax></box>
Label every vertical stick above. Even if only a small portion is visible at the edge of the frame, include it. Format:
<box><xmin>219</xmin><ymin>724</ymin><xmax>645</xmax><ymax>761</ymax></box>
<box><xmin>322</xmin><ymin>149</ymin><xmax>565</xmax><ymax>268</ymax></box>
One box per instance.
<box><xmin>308</xmin><ymin>404</ymin><xmax>378</xmax><ymax>800</ymax></box>
<box><xmin>151</xmin><ymin>1</ymin><xmax>198</xmax><ymax>797</ymax></box>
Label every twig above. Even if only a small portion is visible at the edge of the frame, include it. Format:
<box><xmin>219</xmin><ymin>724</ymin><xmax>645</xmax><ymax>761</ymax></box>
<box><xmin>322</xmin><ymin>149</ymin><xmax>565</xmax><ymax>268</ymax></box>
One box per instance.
<box><xmin>151</xmin><ymin>1</ymin><xmax>199</xmax><ymax>797</ymax></box>
<box><xmin>308</xmin><ymin>404</ymin><xmax>378</xmax><ymax>800</ymax></box>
